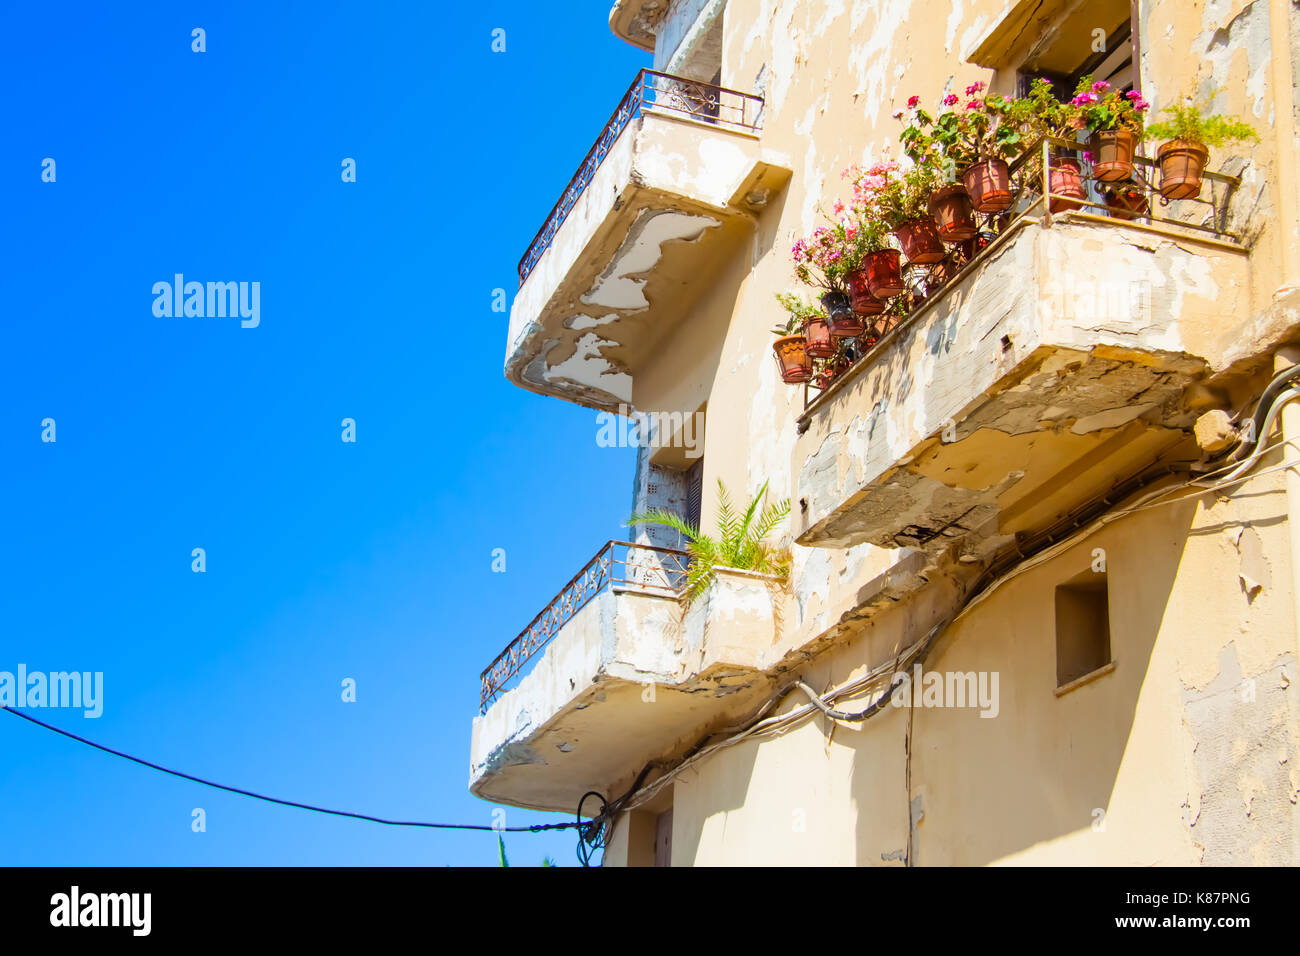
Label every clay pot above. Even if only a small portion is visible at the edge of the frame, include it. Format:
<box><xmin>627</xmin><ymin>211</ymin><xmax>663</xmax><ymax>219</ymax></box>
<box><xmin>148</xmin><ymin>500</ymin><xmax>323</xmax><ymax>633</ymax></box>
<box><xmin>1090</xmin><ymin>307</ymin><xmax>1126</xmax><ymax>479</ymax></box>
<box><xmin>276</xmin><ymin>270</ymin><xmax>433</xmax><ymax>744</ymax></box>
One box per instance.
<box><xmin>804</xmin><ymin>315</ymin><xmax>834</xmax><ymax>358</ymax></box>
<box><xmin>1105</xmin><ymin>188</ymin><xmax>1150</xmax><ymax>220</ymax></box>
<box><xmin>842</xmin><ymin>269</ymin><xmax>883</xmax><ymax>317</ymax></box>
<box><xmin>892</xmin><ymin>217</ymin><xmax>945</xmax><ymax>264</ymax></box>
<box><xmin>1088</xmin><ymin>128</ymin><xmax>1139</xmax><ymax>182</ymax></box>
<box><xmin>1048</xmin><ymin>157</ymin><xmax>1086</xmax><ymax>213</ymax></box>
<box><xmin>928</xmin><ymin>184</ymin><xmax>979</xmax><ymax>241</ymax></box>
<box><xmin>864</xmin><ymin>249</ymin><xmax>905</xmax><ymax>298</ymax></box>
<box><xmin>844</xmin><ymin>267</ymin><xmax>886</xmax><ymax>316</ymax></box>
<box><xmin>772</xmin><ymin>335</ymin><xmax>810</xmax><ymax>384</ymax></box>
<box><xmin>961</xmin><ymin>158</ymin><xmax>1013</xmax><ymax>213</ymax></box>
<box><xmin>1156</xmin><ymin>139</ymin><xmax>1210</xmax><ymax>201</ymax></box>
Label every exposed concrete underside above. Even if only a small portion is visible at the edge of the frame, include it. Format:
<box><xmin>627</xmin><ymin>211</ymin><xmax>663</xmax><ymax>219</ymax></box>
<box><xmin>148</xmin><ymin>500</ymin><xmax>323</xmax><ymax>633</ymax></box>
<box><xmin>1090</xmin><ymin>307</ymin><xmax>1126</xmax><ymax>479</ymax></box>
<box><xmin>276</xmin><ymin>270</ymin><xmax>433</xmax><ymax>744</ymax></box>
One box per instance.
<box><xmin>505</xmin><ymin>110</ymin><xmax>790</xmax><ymax>413</ymax></box>
<box><xmin>794</xmin><ymin>218</ymin><xmax>1253</xmax><ymax>557</ymax></box>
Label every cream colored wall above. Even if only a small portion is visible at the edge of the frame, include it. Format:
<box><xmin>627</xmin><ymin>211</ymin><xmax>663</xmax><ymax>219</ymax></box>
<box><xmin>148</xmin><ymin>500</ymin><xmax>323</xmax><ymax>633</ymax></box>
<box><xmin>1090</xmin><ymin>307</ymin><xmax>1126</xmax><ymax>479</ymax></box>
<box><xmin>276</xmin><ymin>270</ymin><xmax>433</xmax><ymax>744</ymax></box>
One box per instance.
<box><xmin>669</xmin><ymin>460</ymin><xmax>1298</xmax><ymax>865</ymax></box>
<box><xmin>592</xmin><ymin>0</ymin><xmax>1300</xmax><ymax>863</ymax></box>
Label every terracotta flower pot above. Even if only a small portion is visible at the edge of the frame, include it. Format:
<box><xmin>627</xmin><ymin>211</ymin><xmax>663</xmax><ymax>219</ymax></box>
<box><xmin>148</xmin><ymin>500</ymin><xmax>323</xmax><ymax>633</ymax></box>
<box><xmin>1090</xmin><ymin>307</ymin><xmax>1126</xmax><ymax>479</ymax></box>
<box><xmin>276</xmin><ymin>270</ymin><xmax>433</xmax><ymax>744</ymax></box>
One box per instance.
<box><xmin>1048</xmin><ymin>157</ymin><xmax>1086</xmax><ymax>213</ymax></box>
<box><xmin>864</xmin><ymin>249</ymin><xmax>905</xmax><ymax>298</ymax></box>
<box><xmin>928</xmin><ymin>184</ymin><xmax>979</xmax><ymax>241</ymax></box>
<box><xmin>892</xmin><ymin>217</ymin><xmax>945</xmax><ymax>264</ymax></box>
<box><xmin>844</xmin><ymin>267</ymin><xmax>886</xmax><ymax>316</ymax></box>
<box><xmin>804</xmin><ymin>315</ymin><xmax>834</xmax><ymax>358</ymax></box>
<box><xmin>772</xmin><ymin>335</ymin><xmax>810</xmax><ymax>384</ymax></box>
<box><xmin>1156</xmin><ymin>139</ymin><xmax>1210</xmax><ymax>201</ymax></box>
<box><xmin>1105</xmin><ymin>188</ymin><xmax>1150</xmax><ymax>220</ymax></box>
<box><xmin>1088</xmin><ymin>128</ymin><xmax>1139</xmax><ymax>183</ymax></box>
<box><xmin>961</xmin><ymin>158</ymin><xmax>1013</xmax><ymax>213</ymax></box>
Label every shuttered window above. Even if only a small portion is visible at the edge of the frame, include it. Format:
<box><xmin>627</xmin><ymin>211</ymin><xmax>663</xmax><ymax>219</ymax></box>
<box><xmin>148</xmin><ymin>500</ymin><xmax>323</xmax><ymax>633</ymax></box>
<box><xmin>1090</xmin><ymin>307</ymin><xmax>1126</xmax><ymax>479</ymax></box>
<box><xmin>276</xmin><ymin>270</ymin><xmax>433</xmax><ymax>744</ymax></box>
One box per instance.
<box><xmin>684</xmin><ymin>458</ymin><xmax>704</xmax><ymax>531</ymax></box>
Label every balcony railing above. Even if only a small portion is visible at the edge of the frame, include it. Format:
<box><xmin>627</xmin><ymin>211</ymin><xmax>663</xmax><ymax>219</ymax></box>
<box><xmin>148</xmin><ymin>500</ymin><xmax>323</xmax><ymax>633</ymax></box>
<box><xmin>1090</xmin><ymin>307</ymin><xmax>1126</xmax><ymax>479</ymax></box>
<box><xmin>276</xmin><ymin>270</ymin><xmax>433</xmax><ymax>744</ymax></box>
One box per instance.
<box><xmin>516</xmin><ymin>69</ymin><xmax>764</xmax><ymax>286</ymax></box>
<box><xmin>479</xmin><ymin>539</ymin><xmax>691</xmax><ymax>712</ymax></box>
<box><xmin>800</xmin><ymin>135</ymin><xmax>1244</xmax><ymax>410</ymax></box>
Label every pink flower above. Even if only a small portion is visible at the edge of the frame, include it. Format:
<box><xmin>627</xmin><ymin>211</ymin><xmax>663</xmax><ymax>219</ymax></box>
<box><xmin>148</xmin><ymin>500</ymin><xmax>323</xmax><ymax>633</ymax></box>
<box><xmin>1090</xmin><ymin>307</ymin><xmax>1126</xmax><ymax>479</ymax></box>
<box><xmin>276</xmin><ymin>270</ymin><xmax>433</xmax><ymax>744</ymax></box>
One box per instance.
<box><xmin>964</xmin><ymin>82</ymin><xmax>985</xmax><ymax>96</ymax></box>
<box><xmin>1092</xmin><ymin>80</ymin><xmax>1110</xmax><ymax>92</ymax></box>
<box><xmin>907</xmin><ymin>95</ymin><xmax>920</xmax><ymax>109</ymax></box>
<box><xmin>966</xmin><ymin>99</ymin><xmax>982</xmax><ymax>109</ymax></box>
<box><xmin>1080</xmin><ymin>92</ymin><xmax>1099</xmax><ymax>105</ymax></box>
<box><xmin>1125</xmin><ymin>90</ymin><xmax>1142</xmax><ymax>101</ymax></box>
<box><xmin>1135</xmin><ymin>100</ymin><xmax>1150</xmax><ymax>111</ymax></box>
<box><xmin>832</xmin><ymin>199</ymin><xmax>845</xmax><ymax>216</ymax></box>
<box><xmin>943</xmin><ymin>94</ymin><xmax>959</xmax><ymax>106</ymax></box>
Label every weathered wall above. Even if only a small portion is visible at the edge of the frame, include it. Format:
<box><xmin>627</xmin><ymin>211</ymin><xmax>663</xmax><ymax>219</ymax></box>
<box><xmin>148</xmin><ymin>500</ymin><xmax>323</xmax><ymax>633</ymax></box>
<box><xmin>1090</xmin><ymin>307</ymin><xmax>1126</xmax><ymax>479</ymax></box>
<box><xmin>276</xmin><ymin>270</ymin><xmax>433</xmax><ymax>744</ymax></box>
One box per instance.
<box><xmin>671</xmin><ymin>463</ymin><xmax>1298</xmax><ymax>865</ymax></box>
<box><xmin>601</xmin><ymin>0</ymin><xmax>1300</xmax><ymax>864</ymax></box>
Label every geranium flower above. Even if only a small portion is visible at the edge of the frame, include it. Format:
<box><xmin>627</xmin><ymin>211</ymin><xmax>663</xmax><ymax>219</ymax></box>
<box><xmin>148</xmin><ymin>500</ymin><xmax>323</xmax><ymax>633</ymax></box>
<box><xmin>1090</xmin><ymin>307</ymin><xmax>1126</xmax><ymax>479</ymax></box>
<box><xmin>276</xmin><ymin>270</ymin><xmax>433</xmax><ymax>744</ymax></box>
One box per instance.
<box><xmin>966</xmin><ymin>99</ymin><xmax>982</xmax><ymax>109</ymax></box>
<box><xmin>964</xmin><ymin>82</ymin><xmax>985</xmax><ymax>96</ymax></box>
<box><xmin>1125</xmin><ymin>90</ymin><xmax>1142</xmax><ymax>101</ymax></box>
<box><xmin>907</xmin><ymin>95</ymin><xmax>920</xmax><ymax>109</ymax></box>
<box><xmin>942</xmin><ymin>94</ymin><xmax>959</xmax><ymax>106</ymax></box>
<box><xmin>1092</xmin><ymin>80</ymin><xmax>1110</xmax><ymax>92</ymax></box>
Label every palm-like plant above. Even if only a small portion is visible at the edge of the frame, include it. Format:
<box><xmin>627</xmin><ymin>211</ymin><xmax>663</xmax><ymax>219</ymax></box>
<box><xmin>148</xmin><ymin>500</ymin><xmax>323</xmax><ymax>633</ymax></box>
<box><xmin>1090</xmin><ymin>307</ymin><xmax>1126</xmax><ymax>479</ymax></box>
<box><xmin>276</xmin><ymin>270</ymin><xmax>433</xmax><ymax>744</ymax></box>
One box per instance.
<box><xmin>628</xmin><ymin>480</ymin><xmax>791</xmax><ymax>599</ymax></box>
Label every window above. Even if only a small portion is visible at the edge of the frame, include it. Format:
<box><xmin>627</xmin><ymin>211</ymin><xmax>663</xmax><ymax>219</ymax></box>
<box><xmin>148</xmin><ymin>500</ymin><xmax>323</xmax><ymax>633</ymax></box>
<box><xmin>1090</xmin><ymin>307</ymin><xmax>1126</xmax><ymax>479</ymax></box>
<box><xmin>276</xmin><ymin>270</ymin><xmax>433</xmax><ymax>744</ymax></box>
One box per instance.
<box><xmin>1055</xmin><ymin>570</ymin><xmax>1112</xmax><ymax>688</ymax></box>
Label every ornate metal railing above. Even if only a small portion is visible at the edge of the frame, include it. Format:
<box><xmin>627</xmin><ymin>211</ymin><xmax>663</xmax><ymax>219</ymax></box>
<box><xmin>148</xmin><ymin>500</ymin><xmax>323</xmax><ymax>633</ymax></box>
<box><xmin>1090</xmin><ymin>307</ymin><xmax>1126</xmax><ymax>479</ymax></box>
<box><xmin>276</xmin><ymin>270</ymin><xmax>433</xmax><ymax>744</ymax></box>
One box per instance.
<box><xmin>479</xmin><ymin>539</ymin><xmax>692</xmax><ymax>712</ymax></box>
<box><xmin>516</xmin><ymin>69</ymin><xmax>764</xmax><ymax>286</ymax></box>
<box><xmin>802</xmin><ymin>134</ymin><xmax>1243</xmax><ymax>410</ymax></box>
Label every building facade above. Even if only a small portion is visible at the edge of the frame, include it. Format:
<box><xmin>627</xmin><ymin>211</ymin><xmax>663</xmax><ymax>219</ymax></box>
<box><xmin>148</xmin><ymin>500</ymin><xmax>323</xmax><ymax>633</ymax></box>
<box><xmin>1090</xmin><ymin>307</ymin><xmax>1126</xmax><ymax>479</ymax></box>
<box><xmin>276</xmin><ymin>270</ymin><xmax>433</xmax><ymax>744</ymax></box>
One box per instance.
<box><xmin>472</xmin><ymin>0</ymin><xmax>1300</xmax><ymax>865</ymax></box>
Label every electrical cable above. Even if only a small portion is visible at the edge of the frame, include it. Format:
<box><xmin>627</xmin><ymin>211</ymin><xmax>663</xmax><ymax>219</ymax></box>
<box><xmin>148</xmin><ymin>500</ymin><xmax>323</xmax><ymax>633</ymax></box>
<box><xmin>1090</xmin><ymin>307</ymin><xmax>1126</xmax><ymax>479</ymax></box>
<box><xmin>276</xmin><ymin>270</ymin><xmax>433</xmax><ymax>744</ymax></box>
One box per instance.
<box><xmin>2</xmin><ymin>705</ymin><xmax>582</xmax><ymax>835</ymax></box>
<box><xmin>605</xmin><ymin>378</ymin><xmax>1300</xmax><ymax>820</ymax></box>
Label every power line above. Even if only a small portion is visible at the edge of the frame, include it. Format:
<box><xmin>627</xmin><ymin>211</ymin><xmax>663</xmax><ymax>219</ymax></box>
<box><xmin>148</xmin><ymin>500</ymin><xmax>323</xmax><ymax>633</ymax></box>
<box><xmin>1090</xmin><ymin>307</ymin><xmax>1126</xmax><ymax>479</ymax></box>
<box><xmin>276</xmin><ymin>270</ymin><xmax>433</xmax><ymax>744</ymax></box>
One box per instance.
<box><xmin>1</xmin><ymin>706</ymin><xmax>579</xmax><ymax>834</ymax></box>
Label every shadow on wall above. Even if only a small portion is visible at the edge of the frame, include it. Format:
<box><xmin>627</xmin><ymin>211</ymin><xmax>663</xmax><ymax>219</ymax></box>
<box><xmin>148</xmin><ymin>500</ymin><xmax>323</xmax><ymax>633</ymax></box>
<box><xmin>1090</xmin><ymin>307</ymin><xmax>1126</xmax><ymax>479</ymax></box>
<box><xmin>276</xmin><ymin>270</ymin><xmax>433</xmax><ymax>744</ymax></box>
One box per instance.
<box><xmin>848</xmin><ymin>496</ymin><xmax>1202</xmax><ymax>865</ymax></box>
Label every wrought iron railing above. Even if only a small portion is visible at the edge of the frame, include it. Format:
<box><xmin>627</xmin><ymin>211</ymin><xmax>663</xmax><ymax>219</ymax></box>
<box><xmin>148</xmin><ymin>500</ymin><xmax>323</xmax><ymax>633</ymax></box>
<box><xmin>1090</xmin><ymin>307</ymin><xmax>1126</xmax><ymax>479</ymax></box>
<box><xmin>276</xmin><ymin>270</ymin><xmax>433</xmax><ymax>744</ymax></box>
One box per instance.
<box><xmin>516</xmin><ymin>69</ymin><xmax>764</xmax><ymax>286</ymax></box>
<box><xmin>801</xmin><ymin>135</ymin><xmax>1243</xmax><ymax>410</ymax></box>
<box><xmin>479</xmin><ymin>539</ymin><xmax>691</xmax><ymax>712</ymax></box>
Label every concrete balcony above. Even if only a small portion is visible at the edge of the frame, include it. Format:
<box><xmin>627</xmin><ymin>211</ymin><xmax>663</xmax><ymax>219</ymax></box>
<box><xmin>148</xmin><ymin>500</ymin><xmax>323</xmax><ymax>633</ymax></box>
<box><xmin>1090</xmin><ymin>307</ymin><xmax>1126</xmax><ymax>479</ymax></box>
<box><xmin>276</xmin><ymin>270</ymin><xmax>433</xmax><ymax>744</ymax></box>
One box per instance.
<box><xmin>470</xmin><ymin>540</ymin><xmax>780</xmax><ymax>812</ymax></box>
<box><xmin>793</xmin><ymin>213</ymin><xmax>1251</xmax><ymax>556</ymax></box>
<box><xmin>506</xmin><ymin>69</ymin><xmax>789</xmax><ymax>412</ymax></box>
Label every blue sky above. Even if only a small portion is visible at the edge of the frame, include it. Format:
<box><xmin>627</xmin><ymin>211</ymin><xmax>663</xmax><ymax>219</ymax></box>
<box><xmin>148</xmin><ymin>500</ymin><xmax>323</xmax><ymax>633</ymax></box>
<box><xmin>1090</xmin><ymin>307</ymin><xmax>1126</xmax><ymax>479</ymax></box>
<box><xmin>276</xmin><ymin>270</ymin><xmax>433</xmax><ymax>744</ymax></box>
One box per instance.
<box><xmin>0</xmin><ymin>1</ymin><xmax>647</xmax><ymax>865</ymax></box>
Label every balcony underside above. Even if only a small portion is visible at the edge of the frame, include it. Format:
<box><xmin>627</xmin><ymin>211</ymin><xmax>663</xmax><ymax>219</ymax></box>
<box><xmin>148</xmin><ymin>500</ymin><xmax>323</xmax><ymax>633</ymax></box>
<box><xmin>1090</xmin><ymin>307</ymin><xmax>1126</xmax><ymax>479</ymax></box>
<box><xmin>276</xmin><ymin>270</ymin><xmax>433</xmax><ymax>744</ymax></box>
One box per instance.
<box><xmin>795</xmin><ymin>216</ymin><xmax>1253</xmax><ymax>554</ymax></box>
<box><xmin>506</xmin><ymin>110</ymin><xmax>790</xmax><ymax>413</ymax></box>
<box><xmin>471</xmin><ymin>571</ymin><xmax>780</xmax><ymax>812</ymax></box>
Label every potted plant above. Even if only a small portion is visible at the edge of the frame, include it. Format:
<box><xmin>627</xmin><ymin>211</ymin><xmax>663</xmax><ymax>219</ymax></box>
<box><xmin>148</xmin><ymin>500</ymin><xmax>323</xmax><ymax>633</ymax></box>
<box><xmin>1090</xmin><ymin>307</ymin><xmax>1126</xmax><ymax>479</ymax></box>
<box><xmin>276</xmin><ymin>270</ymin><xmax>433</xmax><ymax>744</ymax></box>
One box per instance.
<box><xmin>627</xmin><ymin>480</ymin><xmax>791</xmax><ymax>600</ymax></box>
<box><xmin>837</xmin><ymin>195</ymin><xmax>894</xmax><ymax>318</ymax></box>
<box><xmin>770</xmin><ymin>302</ymin><xmax>811</xmax><ymax>384</ymax></box>
<box><xmin>1103</xmin><ymin>182</ymin><xmax>1149</xmax><ymax>220</ymax></box>
<box><xmin>1018</xmin><ymin>77</ymin><xmax>1088</xmax><ymax>212</ymax></box>
<box><xmin>851</xmin><ymin>159</ymin><xmax>942</xmax><ymax>270</ymax></box>
<box><xmin>847</xmin><ymin>159</ymin><xmax>941</xmax><ymax>265</ymax></box>
<box><xmin>902</xmin><ymin>84</ymin><xmax>1026</xmax><ymax>214</ymax></box>
<box><xmin>896</xmin><ymin>89</ymin><xmax>987</xmax><ymax>233</ymax></box>
<box><xmin>1144</xmin><ymin>97</ymin><xmax>1258</xmax><ymax>200</ymax></box>
<box><xmin>1070</xmin><ymin>76</ymin><xmax>1149</xmax><ymax>182</ymax></box>
<box><xmin>792</xmin><ymin>226</ymin><xmax>856</xmax><ymax>330</ymax></box>
<box><xmin>775</xmin><ymin>292</ymin><xmax>832</xmax><ymax>358</ymax></box>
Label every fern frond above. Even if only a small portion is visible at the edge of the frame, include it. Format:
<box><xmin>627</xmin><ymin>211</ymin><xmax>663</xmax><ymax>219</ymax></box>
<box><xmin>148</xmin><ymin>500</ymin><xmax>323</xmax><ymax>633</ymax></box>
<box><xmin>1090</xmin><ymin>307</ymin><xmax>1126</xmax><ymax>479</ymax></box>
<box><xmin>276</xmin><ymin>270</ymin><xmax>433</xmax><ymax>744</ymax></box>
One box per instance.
<box><xmin>627</xmin><ymin>509</ymin><xmax>700</xmax><ymax>543</ymax></box>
